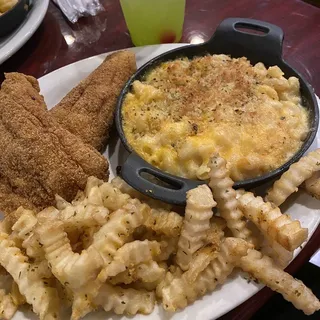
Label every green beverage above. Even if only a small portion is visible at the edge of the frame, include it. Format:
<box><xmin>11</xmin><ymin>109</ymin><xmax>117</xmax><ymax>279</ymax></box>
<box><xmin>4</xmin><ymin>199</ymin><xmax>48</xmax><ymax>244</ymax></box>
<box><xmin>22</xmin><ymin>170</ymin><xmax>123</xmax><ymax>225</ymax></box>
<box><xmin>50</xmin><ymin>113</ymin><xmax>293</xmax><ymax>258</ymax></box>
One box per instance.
<box><xmin>120</xmin><ymin>0</ymin><xmax>186</xmax><ymax>46</ymax></box>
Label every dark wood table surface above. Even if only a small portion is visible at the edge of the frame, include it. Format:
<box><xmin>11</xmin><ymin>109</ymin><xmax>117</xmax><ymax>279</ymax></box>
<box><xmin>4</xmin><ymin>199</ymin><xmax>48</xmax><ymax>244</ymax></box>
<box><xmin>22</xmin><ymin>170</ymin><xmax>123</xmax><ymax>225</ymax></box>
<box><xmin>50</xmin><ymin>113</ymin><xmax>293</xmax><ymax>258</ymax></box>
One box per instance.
<box><xmin>1</xmin><ymin>0</ymin><xmax>320</xmax><ymax>319</ymax></box>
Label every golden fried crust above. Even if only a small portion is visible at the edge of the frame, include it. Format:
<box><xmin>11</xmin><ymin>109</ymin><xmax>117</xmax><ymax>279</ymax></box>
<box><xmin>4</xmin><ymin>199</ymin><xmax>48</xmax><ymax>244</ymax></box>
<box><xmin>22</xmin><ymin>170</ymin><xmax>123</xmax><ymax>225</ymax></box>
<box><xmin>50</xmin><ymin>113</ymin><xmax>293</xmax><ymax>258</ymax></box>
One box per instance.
<box><xmin>0</xmin><ymin>175</ymin><xmax>37</xmax><ymax>215</ymax></box>
<box><xmin>2</xmin><ymin>73</ymin><xmax>47</xmax><ymax>112</ymax></box>
<box><xmin>50</xmin><ymin>50</ymin><xmax>137</xmax><ymax>151</ymax></box>
<box><xmin>0</xmin><ymin>74</ymin><xmax>109</xmax><ymax>214</ymax></box>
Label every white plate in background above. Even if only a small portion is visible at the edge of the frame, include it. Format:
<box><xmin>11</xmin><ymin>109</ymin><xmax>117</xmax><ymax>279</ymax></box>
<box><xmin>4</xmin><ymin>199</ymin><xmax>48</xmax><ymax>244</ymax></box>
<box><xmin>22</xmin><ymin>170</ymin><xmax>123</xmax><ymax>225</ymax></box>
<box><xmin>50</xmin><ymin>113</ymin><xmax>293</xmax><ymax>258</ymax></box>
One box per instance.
<box><xmin>0</xmin><ymin>0</ymin><xmax>49</xmax><ymax>65</ymax></box>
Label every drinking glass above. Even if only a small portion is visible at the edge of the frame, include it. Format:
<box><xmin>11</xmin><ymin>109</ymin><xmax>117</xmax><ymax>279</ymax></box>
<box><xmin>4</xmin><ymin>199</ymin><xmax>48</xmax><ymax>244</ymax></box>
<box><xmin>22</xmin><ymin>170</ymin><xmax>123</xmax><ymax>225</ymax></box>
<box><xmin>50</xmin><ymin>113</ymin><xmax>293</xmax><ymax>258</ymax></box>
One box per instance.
<box><xmin>120</xmin><ymin>0</ymin><xmax>186</xmax><ymax>46</ymax></box>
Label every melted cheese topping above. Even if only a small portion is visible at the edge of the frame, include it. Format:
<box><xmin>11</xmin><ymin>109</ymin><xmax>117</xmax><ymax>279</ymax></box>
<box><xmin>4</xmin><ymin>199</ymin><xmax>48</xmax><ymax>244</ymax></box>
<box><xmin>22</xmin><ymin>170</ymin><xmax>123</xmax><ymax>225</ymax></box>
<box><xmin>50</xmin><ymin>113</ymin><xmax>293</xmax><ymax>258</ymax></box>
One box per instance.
<box><xmin>122</xmin><ymin>55</ymin><xmax>309</xmax><ymax>181</ymax></box>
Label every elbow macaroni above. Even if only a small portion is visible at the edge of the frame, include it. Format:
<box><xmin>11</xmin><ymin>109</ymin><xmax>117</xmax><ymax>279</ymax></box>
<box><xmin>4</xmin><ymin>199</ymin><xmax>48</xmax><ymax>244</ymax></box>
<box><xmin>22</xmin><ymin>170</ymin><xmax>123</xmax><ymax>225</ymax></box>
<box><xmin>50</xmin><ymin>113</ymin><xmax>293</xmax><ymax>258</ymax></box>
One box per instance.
<box><xmin>122</xmin><ymin>55</ymin><xmax>309</xmax><ymax>181</ymax></box>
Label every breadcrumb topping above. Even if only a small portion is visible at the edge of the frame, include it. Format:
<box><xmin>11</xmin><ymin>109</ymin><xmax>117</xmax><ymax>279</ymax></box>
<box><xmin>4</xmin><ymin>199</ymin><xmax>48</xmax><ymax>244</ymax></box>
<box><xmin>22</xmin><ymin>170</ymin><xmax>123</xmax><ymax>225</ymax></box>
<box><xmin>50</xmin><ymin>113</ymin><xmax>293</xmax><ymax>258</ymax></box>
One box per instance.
<box><xmin>122</xmin><ymin>54</ymin><xmax>309</xmax><ymax>181</ymax></box>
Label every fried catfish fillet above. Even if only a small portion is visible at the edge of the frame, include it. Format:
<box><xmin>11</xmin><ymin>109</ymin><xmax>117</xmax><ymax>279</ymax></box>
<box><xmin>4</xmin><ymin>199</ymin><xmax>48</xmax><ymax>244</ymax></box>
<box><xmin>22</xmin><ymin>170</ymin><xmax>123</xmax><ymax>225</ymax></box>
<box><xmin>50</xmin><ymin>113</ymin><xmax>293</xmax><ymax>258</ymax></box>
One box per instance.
<box><xmin>0</xmin><ymin>73</ymin><xmax>109</xmax><ymax>214</ymax></box>
<box><xmin>50</xmin><ymin>50</ymin><xmax>137</xmax><ymax>151</ymax></box>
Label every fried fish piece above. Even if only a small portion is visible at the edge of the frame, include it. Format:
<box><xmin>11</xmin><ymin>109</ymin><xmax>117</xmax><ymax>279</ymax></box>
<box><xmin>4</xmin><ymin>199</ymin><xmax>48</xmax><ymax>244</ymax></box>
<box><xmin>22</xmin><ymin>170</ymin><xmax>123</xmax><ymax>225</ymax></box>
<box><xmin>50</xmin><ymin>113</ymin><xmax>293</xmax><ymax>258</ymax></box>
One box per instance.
<box><xmin>0</xmin><ymin>73</ymin><xmax>109</xmax><ymax>214</ymax></box>
<box><xmin>0</xmin><ymin>175</ymin><xmax>37</xmax><ymax>215</ymax></box>
<box><xmin>1</xmin><ymin>72</ymin><xmax>47</xmax><ymax>112</ymax></box>
<box><xmin>50</xmin><ymin>50</ymin><xmax>137</xmax><ymax>151</ymax></box>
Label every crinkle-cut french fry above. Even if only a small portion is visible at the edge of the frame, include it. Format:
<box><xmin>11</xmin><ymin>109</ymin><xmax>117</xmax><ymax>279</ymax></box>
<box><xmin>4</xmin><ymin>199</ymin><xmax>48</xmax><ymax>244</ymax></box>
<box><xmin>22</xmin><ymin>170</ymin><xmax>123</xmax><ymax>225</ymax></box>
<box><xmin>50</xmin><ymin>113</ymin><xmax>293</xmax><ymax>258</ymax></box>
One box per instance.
<box><xmin>144</xmin><ymin>208</ymin><xmax>183</xmax><ymax>237</ymax></box>
<box><xmin>235</xmin><ymin>189</ymin><xmax>246</xmax><ymax>199</ymax></box>
<box><xmin>79</xmin><ymin>176</ymin><xmax>130</xmax><ymax>211</ymax></box>
<box><xmin>58</xmin><ymin>203</ymin><xmax>109</xmax><ymax>231</ymax></box>
<box><xmin>31</xmin><ymin>260</ymin><xmax>52</xmax><ymax>280</ymax></box>
<box><xmin>205</xmin><ymin>220</ymin><xmax>225</xmax><ymax>249</ymax></box>
<box><xmin>238</xmin><ymin>192</ymin><xmax>307</xmax><ymax>251</ymax></box>
<box><xmin>156</xmin><ymin>265</ymin><xmax>183</xmax><ymax>299</ymax></box>
<box><xmin>8</xmin><ymin>232</ymin><xmax>23</xmax><ymax>249</ymax></box>
<box><xmin>266</xmin><ymin>148</ymin><xmax>320</xmax><ymax>206</ymax></box>
<box><xmin>0</xmin><ymin>218</ymin><xmax>13</xmax><ymax>234</ymax></box>
<box><xmin>156</xmin><ymin>270</ymin><xmax>179</xmax><ymax>299</ymax></box>
<box><xmin>94</xmin><ymin>283</ymin><xmax>155</xmax><ymax>315</ymax></box>
<box><xmin>9</xmin><ymin>208</ymin><xmax>37</xmax><ymax>250</ymax></box>
<box><xmin>135</xmin><ymin>261</ymin><xmax>166</xmax><ymax>283</ymax></box>
<box><xmin>211</xmin><ymin>216</ymin><xmax>227</xmax><ymax>229</ymax></box>
<box><xmin>38</xmin><ymin>198</ymin><xmax>148</xmax><ymax>291</ymax></box>
<box><xmin>2</xmin><ymin>207</ymin><xmax>26</xmax><ymax>230</ymax></box>
<box><xmin>162</xmin><ymin>238</ymin><xmax>253</xmax><ymax>311</ymax></box>
<box><xmin>55</xmin><ymin>279</ymin><xmax>73</xmax><ymax>308</ymax></box>
<box><xmin>157</xmin><ymin>236</ymin><xmax>179</xmax><ymax>261</ymax></box>
<box><xmin>98</xmin><ymin>182</ymin><xmax>131</xmax><ymax>212</ymax></box>
<box><xmin>108</xmin><ymin>268</ymin><xmax>136</xmax><ymax>285</ymax></box>
<box><xmin>239</xmin><ymin>249</ymin><xmax>320</xmax><ymax>315</ymax></box>
<box><xmin>55</xmin><ymin>195</ymin><xmax>70</xmax><ymax>210</ymax></box>
<box><xmin>244</xmin><ymin>223</ymin><xmax>277</xmax><ymax>264</ymax></box>
<box><xmin>111</xmin><ymin>177</ymin><xmax>173</xmax><ymax>210</ymax></box>
<box><xmin>130</xmin><ymin>261</ymin><xmax>168</xmax><ymax>291</ymax></box>
<box><xmin>37</xmin><ymin>221</ymin><xmax>102</xmax><ymax>290</ymax></box>
<box><xmin>94</xmin><ymin>178</ymin><xmax>181</xmax><ymax>237</ymax></box>
<box><xmin>10</xmin><ymin>281</ymin><xmax>26</xmax><ymax>306</ymax></box>
<box><xmin>176</xmin><ymin>185</ymin><xmax>216</xmax><ymax>271</ymax></box>
<box><xmin>37</xmin><ymin>207</ymin><xmax>59</xmax><ymax>223</ymax></box>
<box><xmin>98</xmin><ymin>240</ymin><xmax>161</xmax><ymax>281</ymax></box>
<box><xmin>71</xmin><ymin>280</ymin><xmax>101</xmax><ymax>320</ymax></box>
<box><xmin>109</xmin><ymin>261</ymin><xmax>166</xmax><ymax>285</ymax></box>
<box><xmin>71</xmin><ymin>191</ymin><xmax>86</xmax><ymax>206</ymax></box>
<box><xmin>85</xmin><ymin>176</ymin><xmax>103</xmax><ymax>193</ymax></box>
<box><xmin>111</xmin><ymin>176</ymin><xmax>141</xmax><ymax>198</ymax></box>
<box><xmin>11</xmin><ymin>209</ymin><xmax>45</xmax><ymax>261</ymax></box>
<box><xmin>11</xmin><ymin>208</ymin><xmax>37</xmax><ymax>239</ymax></box>
<box><xmin>83</xmin><ymin>176</ymin><xmax>104</xmax><ymax>206</ymax></box>
<box><xmin>99</xmin><ymin>178</ymin><xmax>179</xmax><ymax>235</ymax></box>
<box><xmin>39</xmin><ymin>198</ymin><xmax>148</xmax><ymax>319</ymax></box>
<box><xmin>0</xmin><ymin>233</ymin><xmax>60</xmax><ymax>320</ymax></box>
<box><xmin>22</xmin><ymin>233</ymin><xmax>45</xmax><ymax>261</ymax></box>
<box><xmin>0</xmin><ymin>274</ymin><xmax>24</xmax><ymax>320</ymax></box>
<box><xmin>303</xmin><ymin>171</ymin><xmax>320</xmax><ymax>199</ymax></box>
<box><xmin>138</xmin><ymin>229</ymin><xmax>179</xmax><ymax>261</ymax></box>
<box><xmin>0</xmin><ymin>289</ymin><xmax>17</xmax><ymax>320</ymax></box>
<box><xmin>208</xmin><ymin>155</ymin><xmax>254</xmax><ymax>243</ymax></box>
<box><xmin>261</xmin><ymin>235</ymin><xmax>293</xmax><ymax>269</ymax></box>
<box><xmin>92</xmin><ymin>199</ymin><xmax>148</xmax><ymax>265</ymax></box>
<box><xmin>184</xmin><ymin>245</ymin><xmax>218</xmax><ymax>283</ymax></box>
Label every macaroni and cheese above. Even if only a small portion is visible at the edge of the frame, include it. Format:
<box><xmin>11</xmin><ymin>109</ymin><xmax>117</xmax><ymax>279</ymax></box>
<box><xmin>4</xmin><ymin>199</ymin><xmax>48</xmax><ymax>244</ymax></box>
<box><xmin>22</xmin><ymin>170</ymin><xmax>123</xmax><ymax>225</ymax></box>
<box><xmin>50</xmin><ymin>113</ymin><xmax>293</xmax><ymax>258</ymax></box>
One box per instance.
<box><xmin>122</xmin><ymin>54</ymin><xmax>309</xmax><ymax>181</ymax></box>
<box><xmin>0</xmin><ymin>0</ymin><xmax>17</xmax><ymax>14</ymax></box>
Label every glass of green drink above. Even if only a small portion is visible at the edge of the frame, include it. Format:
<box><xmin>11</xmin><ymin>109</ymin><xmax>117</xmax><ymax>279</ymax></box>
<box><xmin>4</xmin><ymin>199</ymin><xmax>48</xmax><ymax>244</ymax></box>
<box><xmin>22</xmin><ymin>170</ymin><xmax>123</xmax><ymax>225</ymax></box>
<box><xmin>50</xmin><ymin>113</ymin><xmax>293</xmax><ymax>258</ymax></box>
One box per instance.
<box><xmin>120</xmin><ymin>0</ymin><xmax>186</xmax><ymax>46</ymax></box>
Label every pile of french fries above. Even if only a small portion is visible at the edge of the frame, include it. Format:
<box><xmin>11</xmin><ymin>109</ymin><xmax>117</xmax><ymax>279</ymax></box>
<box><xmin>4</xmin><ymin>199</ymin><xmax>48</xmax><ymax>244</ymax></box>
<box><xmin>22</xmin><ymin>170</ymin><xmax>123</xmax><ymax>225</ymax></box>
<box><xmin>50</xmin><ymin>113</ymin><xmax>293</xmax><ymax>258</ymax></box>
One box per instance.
<box><xmin>0</xmin><ymin>151</ymin><xmax>320</xmax><ymax>320</ymax></box>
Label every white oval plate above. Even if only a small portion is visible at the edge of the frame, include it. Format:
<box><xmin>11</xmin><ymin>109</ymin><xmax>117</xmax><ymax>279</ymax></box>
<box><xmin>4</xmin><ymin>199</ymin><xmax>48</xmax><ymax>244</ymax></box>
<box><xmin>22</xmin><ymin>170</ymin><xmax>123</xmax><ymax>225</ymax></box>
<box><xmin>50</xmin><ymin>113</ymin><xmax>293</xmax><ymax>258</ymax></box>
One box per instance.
<box><xmin>0</xmin><ymin>0</ymin><xmax>49</xmax><ymax>65</ymax></box>
<box><xmin>14</xmin><ymin>44</ymin><xmax>320</xmax><ymax>320</ymax></box>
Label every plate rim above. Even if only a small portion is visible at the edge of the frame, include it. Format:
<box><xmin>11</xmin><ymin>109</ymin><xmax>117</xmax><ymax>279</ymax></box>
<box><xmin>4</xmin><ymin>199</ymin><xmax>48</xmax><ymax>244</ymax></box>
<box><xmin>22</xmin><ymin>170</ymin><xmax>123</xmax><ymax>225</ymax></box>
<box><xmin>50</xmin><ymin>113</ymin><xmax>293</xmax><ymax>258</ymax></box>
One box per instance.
<box><xmin>0</xmin><ymin>0</ymin><xmax>49</xmax><ymax>65</ymax></box>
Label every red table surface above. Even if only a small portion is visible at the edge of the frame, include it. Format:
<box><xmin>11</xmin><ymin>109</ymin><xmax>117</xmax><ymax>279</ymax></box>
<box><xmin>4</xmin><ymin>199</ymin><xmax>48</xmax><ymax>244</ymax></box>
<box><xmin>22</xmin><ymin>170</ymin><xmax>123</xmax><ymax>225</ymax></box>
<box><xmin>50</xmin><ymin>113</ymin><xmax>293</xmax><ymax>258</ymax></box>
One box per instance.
<box><xmin>0</xmin><ymin>0</ymin><xmax>320</xmax><ymax>319</ymax></box>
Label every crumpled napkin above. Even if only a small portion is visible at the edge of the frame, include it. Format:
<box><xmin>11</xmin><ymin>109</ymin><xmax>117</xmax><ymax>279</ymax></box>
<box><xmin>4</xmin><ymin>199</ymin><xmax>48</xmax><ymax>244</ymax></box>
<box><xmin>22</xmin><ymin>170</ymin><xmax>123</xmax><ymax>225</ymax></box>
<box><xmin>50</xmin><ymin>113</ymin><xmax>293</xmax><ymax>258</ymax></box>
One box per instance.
<box><xmin>52</xmin><ymin>0</ymin><xmax>104</xmax><ymax>23</ymax></box>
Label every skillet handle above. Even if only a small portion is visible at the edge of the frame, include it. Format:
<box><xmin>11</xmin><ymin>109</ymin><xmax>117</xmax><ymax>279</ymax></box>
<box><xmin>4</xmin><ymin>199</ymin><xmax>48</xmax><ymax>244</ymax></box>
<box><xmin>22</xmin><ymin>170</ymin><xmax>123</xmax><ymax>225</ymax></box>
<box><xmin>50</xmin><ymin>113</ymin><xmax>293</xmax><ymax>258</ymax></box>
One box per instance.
<box><xmin>208</xmin><ymin>18</ymin><xmax>284</xmax><ymax>62</ymax></box>
<box><xmin>120</xmin><ymin>153</ymin><xmax>204</xmax><ymax>207</ymax></box>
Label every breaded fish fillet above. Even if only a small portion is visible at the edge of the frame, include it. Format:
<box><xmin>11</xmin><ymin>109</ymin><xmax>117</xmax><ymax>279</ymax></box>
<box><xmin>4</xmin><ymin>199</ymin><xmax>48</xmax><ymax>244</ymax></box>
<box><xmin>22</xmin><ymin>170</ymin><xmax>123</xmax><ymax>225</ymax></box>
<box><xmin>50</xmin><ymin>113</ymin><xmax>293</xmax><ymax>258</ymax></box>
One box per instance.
<box><xmin>0</xmin><ymin>175</ymin><xmax>37</xmax><ymax>214</ymax></box>
<box><xmin>50</xmin><ymin>50</ymin><xmax>136</xmax><ymax>151</ymax></box>
<box><xmin>1</xmin><ymin>72</ymin><xmax>47</xmax><ymax>112</ymax></box>
<box><xmin>0</xmin><ymin>73</ymin><xmax>109</xmax><ymax>214</ymax></box>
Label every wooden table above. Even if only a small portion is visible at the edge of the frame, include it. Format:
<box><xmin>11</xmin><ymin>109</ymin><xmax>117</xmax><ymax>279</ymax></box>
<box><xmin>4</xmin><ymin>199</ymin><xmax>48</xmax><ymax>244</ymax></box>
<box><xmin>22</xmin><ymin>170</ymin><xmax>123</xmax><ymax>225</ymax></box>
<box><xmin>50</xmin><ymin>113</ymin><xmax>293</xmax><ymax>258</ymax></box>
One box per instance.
<box><xmin>1</xmin><ymin>0</ymin><xmax>320</xmax><ymax>319</ymax></box>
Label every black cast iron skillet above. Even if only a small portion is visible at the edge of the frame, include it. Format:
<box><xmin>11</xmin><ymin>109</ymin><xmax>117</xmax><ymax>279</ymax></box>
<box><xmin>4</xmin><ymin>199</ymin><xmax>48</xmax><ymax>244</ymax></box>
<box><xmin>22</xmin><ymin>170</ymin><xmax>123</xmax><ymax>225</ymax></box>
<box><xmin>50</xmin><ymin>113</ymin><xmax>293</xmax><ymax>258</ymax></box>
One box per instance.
<box><xmin>0</xmin><ymin>0</ymin><xmax>30</xmax><ymax>38</ymax></box>
<box><xmin>116</xmin><ymin>17</ymin><xmax>319</xmax><ymax>206</ymax></box>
